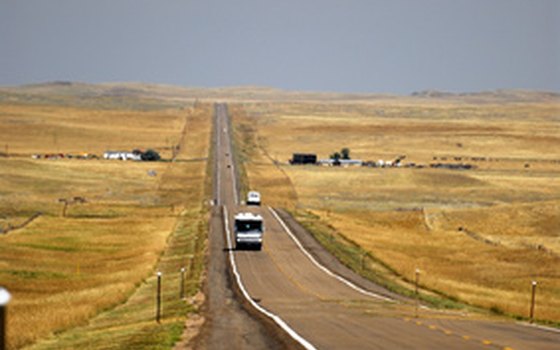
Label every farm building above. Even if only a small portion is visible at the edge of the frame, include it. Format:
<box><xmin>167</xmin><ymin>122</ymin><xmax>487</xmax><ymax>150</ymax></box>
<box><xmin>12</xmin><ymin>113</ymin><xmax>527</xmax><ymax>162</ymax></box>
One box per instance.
<box><xmin>290</xmin><ymin>153</ymin><xmax>317</xmax><ymax>165</ymax></box>
<box><xmin>103</xmin><ymin>151</ymin><xmax>142</xmax><ymax>161</ymax></box>
<box><xmin>318</xmin><ymin>159</ymin><xmax>363</xmax><ymax>167</ymax></box>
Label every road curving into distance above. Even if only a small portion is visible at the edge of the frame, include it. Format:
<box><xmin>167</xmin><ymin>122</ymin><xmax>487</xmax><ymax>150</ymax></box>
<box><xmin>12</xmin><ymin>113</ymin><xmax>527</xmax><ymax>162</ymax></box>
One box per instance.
<box><xmin>195</xmin><ymin>103</ymin><xmax>560</xmax><ymax>349</ymax></box>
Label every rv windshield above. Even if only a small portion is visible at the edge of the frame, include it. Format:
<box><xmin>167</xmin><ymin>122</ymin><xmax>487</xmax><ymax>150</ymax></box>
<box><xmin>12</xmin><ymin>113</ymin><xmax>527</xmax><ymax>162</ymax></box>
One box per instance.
<box><xmin>235</xmin><ymin>220</ymin><xmax>262</xmax><ymax>233</ymax></box>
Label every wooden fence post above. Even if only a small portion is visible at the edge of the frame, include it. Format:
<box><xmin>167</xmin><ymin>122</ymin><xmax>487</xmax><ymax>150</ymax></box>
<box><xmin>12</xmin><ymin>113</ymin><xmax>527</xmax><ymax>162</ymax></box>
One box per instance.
<box><xmin>530</xmin><ymin>281</ymin><xmax>537</xmax><ymax>323</ymax></box>
<box><xmin>180</xmin><ymin>267</ymin><xmax>185</xmax><ymax>300</ymax></box>
<box><xmin>156</xmin><ymin>272</ymin><xmax>162</xmax><ymax>323</ymax></box>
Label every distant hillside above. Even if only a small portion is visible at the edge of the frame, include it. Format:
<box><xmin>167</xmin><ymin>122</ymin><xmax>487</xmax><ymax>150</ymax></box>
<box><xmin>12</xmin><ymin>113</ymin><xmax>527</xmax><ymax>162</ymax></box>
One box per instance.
<box><xmin>0</xmin><ymin>82</ymin><xmax>180</xmax><ymax>110</ymax></box>
<box><xmin>411</xmin><ymin>89</ymin><xmax>560</xmax><ymax>103</ymax></box>
<box><xmin>1</xmin><ymin>81</ymin><xmax>559</xmax><ymax>108</ymax></box>
<box><xmin>0</xmin><ymin>81</ymin><xmax>398</xmax><ymax>104</ymax></box>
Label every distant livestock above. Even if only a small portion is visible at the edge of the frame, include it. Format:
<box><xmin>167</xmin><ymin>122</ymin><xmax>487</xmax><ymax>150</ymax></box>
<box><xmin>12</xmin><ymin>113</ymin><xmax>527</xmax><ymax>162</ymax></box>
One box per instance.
<box><xmin>31</xmin><ymin>153</ymin><xmax>99</xmax><ymax>160</ymax></box>
<box><xmin>430</xmin><ymin>163</ymin><xmax>475</xmax><ymax>170</ymax></box>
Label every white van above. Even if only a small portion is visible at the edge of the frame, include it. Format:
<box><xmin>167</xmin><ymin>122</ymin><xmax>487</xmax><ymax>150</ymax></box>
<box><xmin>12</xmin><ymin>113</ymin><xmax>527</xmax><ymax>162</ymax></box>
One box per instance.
<box><xmin>247</xmin><ymin>191</ymin><xmax>261</xmax><ymax>206</ymax></box>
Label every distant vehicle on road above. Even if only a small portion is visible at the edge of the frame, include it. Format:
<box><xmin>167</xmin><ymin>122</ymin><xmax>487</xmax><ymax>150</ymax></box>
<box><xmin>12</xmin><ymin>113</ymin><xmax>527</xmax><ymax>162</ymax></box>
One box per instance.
<box><xmin>234</xmin><ymin>212</ymin><xmax>264</xmax><ymax>250</ymax></box>
<box><xmin>247</xmin><ymin>191</ymin><xmax>261</xmax><ymax>206</ymax></box>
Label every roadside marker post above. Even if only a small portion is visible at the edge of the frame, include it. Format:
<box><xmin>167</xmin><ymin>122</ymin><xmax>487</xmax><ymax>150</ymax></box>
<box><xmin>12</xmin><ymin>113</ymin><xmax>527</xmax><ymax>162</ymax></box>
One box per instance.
<box><xmin>180</xmin><ymin>267</ymin><xmax>185</xmax><ymax>300</ymax></box>
<box><xmin>156</xmin><ymin>272</ymin><xmax>162</xmax><ymax>323</ymax></box>
<box><xmin>530</xmin><ymin>281</ymin><xmax>537</xmax><ymax>323</ymax></box>
<box><xmin>0</xmin><ymin>288</ymin><xmax>11</xmax><ymax>350</ymax></box>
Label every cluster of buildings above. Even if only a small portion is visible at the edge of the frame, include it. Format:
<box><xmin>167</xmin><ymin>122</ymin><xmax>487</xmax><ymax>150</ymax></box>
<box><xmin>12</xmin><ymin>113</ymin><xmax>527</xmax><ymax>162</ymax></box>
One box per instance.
<box><xmin>289</xmin><ymin>153</ymin><xmax>365</xmax><ymax>167</ymax></box>
<box><xmin>30</xmin><ymin>150</ymin><xmax>154</xmax><ymax>162</ymax></box>
<box><xmin>290</xmin><ymin>153</ymin><xmax>475</xmax><ymax>170</ymax></box>
<box><xmin>290</xmin><ymin>153</ymin><xmax>408</xmax><ymax>168</ymax></box>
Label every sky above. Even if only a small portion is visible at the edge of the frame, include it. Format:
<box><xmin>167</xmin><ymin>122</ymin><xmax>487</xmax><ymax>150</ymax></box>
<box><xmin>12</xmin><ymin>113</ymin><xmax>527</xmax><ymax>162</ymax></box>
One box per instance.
<box><xmin>0</xmin><ymin>0</ymin><xmax>559</xmax><ymax>94</ymax></box>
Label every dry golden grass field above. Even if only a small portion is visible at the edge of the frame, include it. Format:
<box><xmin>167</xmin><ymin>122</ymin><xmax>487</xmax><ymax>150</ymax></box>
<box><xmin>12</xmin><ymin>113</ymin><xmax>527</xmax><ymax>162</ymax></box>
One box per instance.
<box><xmin>230</xmin><ymin>93</ymin><xmax>560</xmax><ymax>324</ymax></box>
<box><xmin>0</xmin><ymin>85</ymin><xmax>211</xmax><ymax>349</ymax></box>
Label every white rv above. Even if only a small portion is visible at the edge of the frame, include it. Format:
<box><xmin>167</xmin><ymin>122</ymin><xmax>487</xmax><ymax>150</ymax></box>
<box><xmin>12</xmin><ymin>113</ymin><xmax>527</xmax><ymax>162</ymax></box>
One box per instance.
<box><xmin>247</xmin><ymin>191</ymin><xmax>261</xmax><ymax>206</ymax></box>
<box><xmin>234</xmin><ymin>212</ymin><xmax>264</xmax><ymax>250</ymax></box>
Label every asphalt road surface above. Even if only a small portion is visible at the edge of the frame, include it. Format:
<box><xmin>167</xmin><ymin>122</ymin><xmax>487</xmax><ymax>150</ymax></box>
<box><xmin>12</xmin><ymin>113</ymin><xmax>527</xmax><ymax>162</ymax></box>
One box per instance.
<box><xmin>195</xmin><ymin>103</ymin><xmax>560</xmax><ymax>349</ymax></box>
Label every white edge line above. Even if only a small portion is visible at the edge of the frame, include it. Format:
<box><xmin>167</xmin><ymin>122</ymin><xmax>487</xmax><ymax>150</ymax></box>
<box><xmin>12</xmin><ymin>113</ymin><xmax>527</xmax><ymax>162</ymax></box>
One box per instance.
<box><xmin>516</xmin><ymin>322</ymin><xmax>560</xmax><ymax>334</ymax></box>
<box><xmin>269</xmin><ymin>206</ymin><xmax>560</xmax><ymax>331</ymax></box>
<box><xmin>223</xmin><ymin>206</ymin><xmax>317</xmax><ymax>350</ymax></box>
<box><xmin>268</xmin><ymin>207</ymin><xmax>394</xmax><ymax>303</ymax></box>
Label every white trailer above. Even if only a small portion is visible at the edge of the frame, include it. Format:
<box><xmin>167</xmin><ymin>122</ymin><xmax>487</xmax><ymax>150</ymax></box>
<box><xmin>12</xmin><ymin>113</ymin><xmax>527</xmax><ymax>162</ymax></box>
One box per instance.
<box><xmin>234</xmin><ymin>212</ymin><xmax>264</xmax><ymax>250</ymax></box>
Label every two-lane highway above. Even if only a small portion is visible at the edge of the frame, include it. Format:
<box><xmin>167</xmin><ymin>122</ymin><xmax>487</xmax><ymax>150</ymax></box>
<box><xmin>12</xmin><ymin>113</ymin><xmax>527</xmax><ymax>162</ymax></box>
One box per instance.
<box><xmin>194</xmin><ymin>104</ymin><xmax>286</xmax><ymax>349</ymax></box>
<box><xmin>199</xmin><ymin>103</ymin><xmax>560</xmax><ymax>349</ymax></box>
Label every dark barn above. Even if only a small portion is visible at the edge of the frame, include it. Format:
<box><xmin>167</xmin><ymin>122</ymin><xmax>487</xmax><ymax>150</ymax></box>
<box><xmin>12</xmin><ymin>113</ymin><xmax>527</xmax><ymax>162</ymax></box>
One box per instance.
<box><xmin>290</xmin><ymin>153</ymin><xmax>317</xmax><ymax>165</ymax></box>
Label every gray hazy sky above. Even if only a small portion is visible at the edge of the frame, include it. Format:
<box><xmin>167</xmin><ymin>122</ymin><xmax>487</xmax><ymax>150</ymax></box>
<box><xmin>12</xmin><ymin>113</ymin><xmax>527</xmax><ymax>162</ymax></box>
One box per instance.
<box><xmin>1</xmin><ymin>0</ymin><xmax>559</xmax><ymax>94</ymax></box>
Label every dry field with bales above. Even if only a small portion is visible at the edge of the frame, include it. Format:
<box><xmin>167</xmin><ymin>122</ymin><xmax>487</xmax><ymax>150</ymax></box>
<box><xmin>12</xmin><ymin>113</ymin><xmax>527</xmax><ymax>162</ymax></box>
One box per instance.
<box><xmin>0</xmin><ymin>85</ymin><xmax>211</xmax><ymax>349</ymax></box>
<box><xmin>230</xmin><ymin>92</ymin><xmax>560</xmax><ymax>324</ymax></box>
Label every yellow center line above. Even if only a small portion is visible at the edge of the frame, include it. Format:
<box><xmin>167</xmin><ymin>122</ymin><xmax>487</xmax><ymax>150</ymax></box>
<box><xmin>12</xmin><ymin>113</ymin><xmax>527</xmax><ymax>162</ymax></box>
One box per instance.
<box><xmin>407</xmin><ymin>318</ymin><xmax>511</xmax><ymax>349</ymax></box>
<box><xmin>408</xmin><ymin>319</ymin><xmax>509</xmax><ymax>349</ymax></box>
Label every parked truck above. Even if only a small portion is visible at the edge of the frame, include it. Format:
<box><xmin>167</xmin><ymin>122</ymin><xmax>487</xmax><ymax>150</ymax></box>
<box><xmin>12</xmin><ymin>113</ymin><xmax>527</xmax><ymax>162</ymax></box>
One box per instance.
<box><xmin>234</xmin><ymin>212</ymin><xmax>264</xmax><ymax>250</ymax></box>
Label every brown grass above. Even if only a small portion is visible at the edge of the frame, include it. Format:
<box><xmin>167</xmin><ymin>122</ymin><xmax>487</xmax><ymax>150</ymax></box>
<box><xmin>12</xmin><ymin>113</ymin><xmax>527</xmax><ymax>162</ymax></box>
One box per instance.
<box><xmin>0</xmin><ymin>97</ymin><xmax>211</xmax><ymax>349</ymax></box>
<box><xmin>232</xmin><ymin>98</ymin><xmax>560</xmax><ymax>322</ymax></box>
<box><xmin>0</xmin><ymin>104</ymin><xmax>186</xmax><ymax>158</ymax></box>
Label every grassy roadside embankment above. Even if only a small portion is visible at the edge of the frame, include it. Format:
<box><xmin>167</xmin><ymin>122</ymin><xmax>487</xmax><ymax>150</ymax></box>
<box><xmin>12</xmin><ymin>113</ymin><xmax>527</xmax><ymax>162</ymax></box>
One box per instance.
<box><xmin>0</xmin><ymin>92</ymin><xmax>212</xmax><ymax>349</ymax></box>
